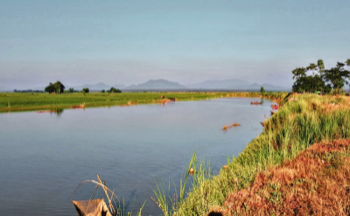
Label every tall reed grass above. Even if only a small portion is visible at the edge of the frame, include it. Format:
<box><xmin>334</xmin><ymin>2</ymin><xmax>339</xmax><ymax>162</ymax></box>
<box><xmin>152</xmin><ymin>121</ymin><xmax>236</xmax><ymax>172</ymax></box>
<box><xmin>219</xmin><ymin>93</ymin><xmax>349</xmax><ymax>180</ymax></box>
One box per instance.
<box><xmin>153</xmin><ymin>94</ymin><xmax>350</xmax><ymax>215</ymax></box>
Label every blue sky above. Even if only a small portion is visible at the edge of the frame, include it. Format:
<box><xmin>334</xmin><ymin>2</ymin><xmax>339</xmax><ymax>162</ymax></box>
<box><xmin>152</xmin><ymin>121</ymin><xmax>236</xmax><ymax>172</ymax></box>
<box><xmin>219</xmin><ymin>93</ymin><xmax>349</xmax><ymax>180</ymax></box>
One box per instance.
<box><xmin>1</xmin><ymin>0</ymin><xmax>349</xmax><ymax>89</ymax></box>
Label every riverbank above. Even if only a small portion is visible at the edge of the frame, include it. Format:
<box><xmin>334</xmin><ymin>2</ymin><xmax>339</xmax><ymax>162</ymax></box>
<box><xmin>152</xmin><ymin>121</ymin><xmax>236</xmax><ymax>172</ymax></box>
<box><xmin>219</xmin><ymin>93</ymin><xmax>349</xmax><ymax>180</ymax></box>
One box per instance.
<box><xmin>210</xmin><ymin>139</ymin><xmax>350</xmax><ymax>215</ymax></box>
<box><xmin>0</xmin><ymin>92</ymin><xmax>286</xmax><ymax>113</ymax></box>
<box><xmin>153</xmin><ymin>94</ymin><xmax>350</xmax><ymax>215</ymax></box>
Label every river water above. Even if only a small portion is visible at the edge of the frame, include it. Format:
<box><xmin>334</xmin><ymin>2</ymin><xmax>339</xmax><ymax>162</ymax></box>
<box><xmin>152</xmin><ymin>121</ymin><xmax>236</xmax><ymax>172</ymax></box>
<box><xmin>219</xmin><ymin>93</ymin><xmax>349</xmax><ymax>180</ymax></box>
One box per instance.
<box><xmin>0</xmin><ymin>98</ymin><xmax>273</xmax><ymax>215</ymax></box>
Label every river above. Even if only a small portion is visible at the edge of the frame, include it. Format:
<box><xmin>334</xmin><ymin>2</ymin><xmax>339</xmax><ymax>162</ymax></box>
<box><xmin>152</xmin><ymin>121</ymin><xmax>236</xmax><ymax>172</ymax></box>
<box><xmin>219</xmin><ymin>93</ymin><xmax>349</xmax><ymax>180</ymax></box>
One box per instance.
<box><xmin>0</xmin><ymin>98</ymin><xmax>273</xmax><ymax>215</ymax></box>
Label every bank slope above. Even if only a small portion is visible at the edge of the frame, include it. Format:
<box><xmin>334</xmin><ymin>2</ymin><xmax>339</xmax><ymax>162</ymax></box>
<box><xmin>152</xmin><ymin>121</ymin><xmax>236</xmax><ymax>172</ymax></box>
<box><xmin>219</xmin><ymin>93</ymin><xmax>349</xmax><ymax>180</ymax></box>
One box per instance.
<box><xmin>170</xmin><ymin>94</ymin><xmax>350</xmax><ymax>215</ymax></box>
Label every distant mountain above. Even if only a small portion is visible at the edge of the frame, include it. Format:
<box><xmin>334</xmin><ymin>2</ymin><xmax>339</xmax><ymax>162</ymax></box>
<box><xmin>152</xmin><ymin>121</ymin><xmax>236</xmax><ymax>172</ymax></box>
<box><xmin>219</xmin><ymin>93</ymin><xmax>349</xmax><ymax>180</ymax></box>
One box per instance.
<box><xmin>189</xmin><ymin>79</ymin><xmax>251</xmax><ymax>89</ymax></box>
<box><xmin>188</xmin><ymin>79</ymin><xmax>288</xmax><ymax>91</ymax></box>
<box><xmin>126</xmin><ymin>79</ymin><xmax>187</xmax><ymax>90</ymax></box>
<box><xmin>70</xmin><ymin>82</ymin><xmax>125</xmax><ymax>91</ymax></box>
<box><xmin>250</xmin><ymin>82</ymin><xmax>289</xmax><ymax>91</ymax></box>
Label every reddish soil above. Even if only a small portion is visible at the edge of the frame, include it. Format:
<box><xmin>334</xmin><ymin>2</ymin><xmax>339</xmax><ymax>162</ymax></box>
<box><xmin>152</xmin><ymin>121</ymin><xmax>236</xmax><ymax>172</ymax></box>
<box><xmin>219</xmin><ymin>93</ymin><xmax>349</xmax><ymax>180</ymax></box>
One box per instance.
<box><xmin>208</xmin><ymin>139</ymin><xmax>350</xmax><ymax>216</ymax></box>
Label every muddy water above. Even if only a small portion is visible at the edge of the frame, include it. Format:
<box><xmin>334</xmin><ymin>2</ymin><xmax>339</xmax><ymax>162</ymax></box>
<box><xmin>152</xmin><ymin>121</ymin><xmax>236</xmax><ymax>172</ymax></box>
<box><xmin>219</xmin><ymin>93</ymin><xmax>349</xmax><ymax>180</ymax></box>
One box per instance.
<box><xmin>0</xmin><ymin>98</ymin><xmax>273</xmax><ymax>215</ymax></box>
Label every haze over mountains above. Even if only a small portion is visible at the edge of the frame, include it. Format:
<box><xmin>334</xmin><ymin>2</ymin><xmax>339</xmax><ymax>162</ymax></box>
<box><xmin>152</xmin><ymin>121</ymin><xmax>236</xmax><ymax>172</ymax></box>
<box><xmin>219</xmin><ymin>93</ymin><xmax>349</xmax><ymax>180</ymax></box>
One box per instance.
<box><xmin>188</xmin><ymin>79</ymin><xmax>286</xmax><ymax>91</ymax></box>
<box><xmin>67</xmin><ymin>79</ymin><xmax>288</xmax><ymax>91</ymax></box>
<box><xmin>126</xmin><ymin>79</ymin><xmax>187</xmax><ymax>90</ymax></box>
<box><xmin>3</xmin><ymin>78</ymin><xmax>289</xmax><ymax>92</ymax></box>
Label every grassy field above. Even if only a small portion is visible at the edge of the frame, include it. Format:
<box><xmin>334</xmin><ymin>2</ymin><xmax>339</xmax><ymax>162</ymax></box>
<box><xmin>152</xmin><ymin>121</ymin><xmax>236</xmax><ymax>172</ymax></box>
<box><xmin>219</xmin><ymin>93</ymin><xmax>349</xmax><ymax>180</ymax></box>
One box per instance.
<box><xmin>0</xmin><ymin>91</ymin><xmax>287</xmax><ymax>113</ymax></box>
<box><xmin>152</xmin><ymin>94</ymin><xmax>350</xmax><ymax>215</ymax></box>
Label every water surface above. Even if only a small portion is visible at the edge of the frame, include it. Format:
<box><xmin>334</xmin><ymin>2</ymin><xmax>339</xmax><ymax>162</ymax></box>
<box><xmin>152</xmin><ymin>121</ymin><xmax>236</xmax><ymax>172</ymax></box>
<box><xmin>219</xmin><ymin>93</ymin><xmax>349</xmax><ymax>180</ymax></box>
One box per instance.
<box><xmin>0</xmin><ymin>98</ymin><xmax>273</xmax><ymax>215</ymax></box>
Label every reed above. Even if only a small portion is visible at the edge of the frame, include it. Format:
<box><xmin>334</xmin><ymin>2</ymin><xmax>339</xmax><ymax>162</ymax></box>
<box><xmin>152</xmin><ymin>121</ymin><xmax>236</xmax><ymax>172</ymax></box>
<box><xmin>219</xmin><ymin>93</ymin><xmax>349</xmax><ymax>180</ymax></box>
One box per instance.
<box><xmin>153</xmin><ymin>94</ymin><xmax>350</xmax><ymax>215</ymax></box>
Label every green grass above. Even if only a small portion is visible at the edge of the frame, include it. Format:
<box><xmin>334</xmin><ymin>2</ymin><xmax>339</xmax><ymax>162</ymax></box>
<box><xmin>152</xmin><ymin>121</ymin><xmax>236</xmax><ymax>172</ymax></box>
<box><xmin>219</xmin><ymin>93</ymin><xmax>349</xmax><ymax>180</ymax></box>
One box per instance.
<box><xmin>153</xmin><ymin>94</ymin><xmax>350</xmax><ymax>215</ymax></box>
<box><xmin>0</xmin><ymin>91</ymin><xmax>287</xmax><ymax>113</ymax></box>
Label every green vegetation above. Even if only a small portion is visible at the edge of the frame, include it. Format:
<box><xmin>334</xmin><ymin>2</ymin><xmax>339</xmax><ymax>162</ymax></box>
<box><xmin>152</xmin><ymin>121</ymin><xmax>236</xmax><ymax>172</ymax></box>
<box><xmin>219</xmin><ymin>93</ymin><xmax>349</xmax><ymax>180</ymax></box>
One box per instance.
<box><xmin>44</xmin><ymin>81</ymin><xmax>65</xmax><ymax>94</ymax></box>
<box><xmin>292</xmin><ymin>59</ymin><xmax>350</xmax><ymax>94</ymax></box>
<box><xmin>0</xmin><ymin>91</ymin><xmax>287</xmax><ymax>113</ymax></box>
<box><xmin>153</xmin><ymin>94</ymin><xmax>350</xmax><ymax>215</ymax></box>
<box><xmin>260</xmin><ymin>86</ymin><xmax>265</xmax><ymax>93</ymax></box>
<box><xmin>82</xmin><ymin>88</ymin><xmax>89</xmax><ymax>94</ymax></box>
<box><xmin>108</xmin><ymin>87</ymin><xmax>122</xmax><ymax>93</ymax></box>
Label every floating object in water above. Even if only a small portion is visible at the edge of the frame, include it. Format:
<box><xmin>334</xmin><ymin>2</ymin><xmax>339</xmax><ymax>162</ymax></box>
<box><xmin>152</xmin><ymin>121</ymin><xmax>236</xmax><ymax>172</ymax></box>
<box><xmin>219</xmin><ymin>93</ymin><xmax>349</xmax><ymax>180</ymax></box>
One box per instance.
<box><xmin>71</xmin><ymin>104</ymin><xmax>85</xmax><ymax>109</ymax></box>
<box><xmin>222</xmin><ymin>165</ymin><xmax>228</xmax><ymax>170</ymax></box>
<box><xmin>250</xmin><ymin>101</ymin><xmax>262</xmax><ymax>105</ymax></box>
<box><xmin>223</xmin><ymin>123</ymin><xmax>240</xmax><ymax>130</ymax></box>
<box><xmin>72</xmin><ymin>174</ymin><xmax>120</xmax><ymax>216</ymax></box>
<box><xmin>72</xmin><ymin>199</ymin><xmax>111</xmax><ymax>216</ymax></box>
<box><xmin>230</xmin><ymin>123</ymin><xmax>240</xmax><ymax>127</ymax></box>
<box><xmin>189</xmin><ymin>168</ymin><xmax>194</xmax><ymax>176</ymax></box>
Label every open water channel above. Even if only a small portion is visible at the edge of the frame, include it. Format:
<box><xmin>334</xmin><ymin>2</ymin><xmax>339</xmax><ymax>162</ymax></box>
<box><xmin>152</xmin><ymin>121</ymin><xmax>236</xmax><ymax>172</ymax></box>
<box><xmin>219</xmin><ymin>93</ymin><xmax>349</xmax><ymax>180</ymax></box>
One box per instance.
<box><xmin>0</xmin><ymin>98</ymin><xmax>274</xmax><ymax>215</ymax></box>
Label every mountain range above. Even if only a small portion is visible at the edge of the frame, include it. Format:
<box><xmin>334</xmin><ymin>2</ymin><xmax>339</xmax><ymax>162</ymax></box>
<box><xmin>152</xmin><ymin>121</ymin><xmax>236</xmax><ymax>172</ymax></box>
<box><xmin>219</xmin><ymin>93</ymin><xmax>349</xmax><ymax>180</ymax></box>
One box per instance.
<box><xmin>187</xmin><ymin>79</ymin><xmax>286</xmax><ymax>90</ymax></box>
<box><xmin>7</xmin><ymin>79</ymin><xmax>289</xmax><ymax>92</ymax></box>
<box><xmin>122</xmin><ymin>79</ymin><xmax>287</xmax><ymax>91</ymax></box>
<box><xmin>126</xmin><ymin>79</ymin><xmax>187</xmax><ymax>90</ymax></box>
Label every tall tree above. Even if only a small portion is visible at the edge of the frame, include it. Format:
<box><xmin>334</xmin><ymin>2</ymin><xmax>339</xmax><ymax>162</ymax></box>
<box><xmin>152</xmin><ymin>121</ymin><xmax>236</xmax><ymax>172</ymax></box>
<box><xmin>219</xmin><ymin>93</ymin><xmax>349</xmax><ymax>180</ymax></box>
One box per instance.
<box><xmin>345</xmin><ymin>59</ymin><xmax>350</xmax><ymax>67</ymax></box>
<box><xmin>317</xmin><ymin>59</ymin><xmax>325</xmax><ymax>73</ymax></box>
<box><xmin>260</xmin><ymin>86</ymin><xmax>265</xmax><ymax>93</ymax></box>
<box><xmin>292</xmin><ymin>60</ymin><xmax>326</xmax><ymax>93</ymax></box>
<box><xmin>45</xmin><ymin>82</ymin><xmax>55</xmax><ymax>93</ymax></box>
<box><xmin>306</xmin><ymin>63</ymin><xmax>317</xmax><ymax>76</ymax></box>
<box><xmin>109</xmin><ymin>87</ymin><xmax>122</xmax><ymax>93</ymax></box>
<box><xmin>45</xmin><ymin>81</ymin><xmax>65</xmax><ymax>94</ymax></box>
<box><xmin>82</xmin><ymin>88</ymin><xmax>89</xmax><ymax>93</ymax></box>
<box><xmin>292</xmin><ymin>67</ymin><xmax>306</xmax><ymax>80</ymax></box>
<box><xmin>322</xmin><ymin>62</ymin><xmax>350</xmax><ymax>91</ymax></box>
<box><xmin>54</xmin><ymin>81</ymin><xmax>65</xmax><ymax>94</ymax></box>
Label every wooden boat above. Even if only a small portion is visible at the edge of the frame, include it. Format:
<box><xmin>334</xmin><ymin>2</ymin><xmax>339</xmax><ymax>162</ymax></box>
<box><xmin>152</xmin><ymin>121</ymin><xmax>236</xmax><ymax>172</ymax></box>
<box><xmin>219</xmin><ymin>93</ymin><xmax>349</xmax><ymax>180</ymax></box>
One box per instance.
<box><xmin>72</xmin><ymin>175</ymin><xmax>119</xmax><ymax>216</ymax></box>
<box><xmin>250</xmin><ymin>101</ymin><xmax>262</xmax><ymax>105</ymax></box>
<box><xmin>72</xmin><ymin>199</ymin><xmax>112</xmax><ymax>216</ymax></box>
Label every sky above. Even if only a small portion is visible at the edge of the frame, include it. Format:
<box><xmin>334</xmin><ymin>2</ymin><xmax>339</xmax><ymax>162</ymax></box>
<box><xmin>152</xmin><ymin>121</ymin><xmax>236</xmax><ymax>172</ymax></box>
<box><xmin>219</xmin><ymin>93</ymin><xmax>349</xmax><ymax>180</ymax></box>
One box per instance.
<box><xmin>1</xmin><ymin>0</ymin><xmax>349</xmax><ymax>90</ymax></box>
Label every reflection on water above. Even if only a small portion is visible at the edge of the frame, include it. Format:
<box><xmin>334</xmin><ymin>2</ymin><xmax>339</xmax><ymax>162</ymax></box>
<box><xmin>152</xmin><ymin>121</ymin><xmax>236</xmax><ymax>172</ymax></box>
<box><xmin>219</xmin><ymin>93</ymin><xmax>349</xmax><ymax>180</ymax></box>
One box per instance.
<box><xmin>36</xmin><ymin>108</ymin><xmax>64</xmax><ymax>116</ymax></box>
<box><xmin>0</xmin><ymin>98</ymin><xmax>274</xmax><ymax>215</ymax></box>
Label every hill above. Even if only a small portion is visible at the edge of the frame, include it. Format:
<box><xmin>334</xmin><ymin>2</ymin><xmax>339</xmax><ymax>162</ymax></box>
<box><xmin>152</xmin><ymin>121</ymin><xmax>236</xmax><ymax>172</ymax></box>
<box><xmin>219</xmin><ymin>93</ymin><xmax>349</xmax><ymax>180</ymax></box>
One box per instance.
<box><xmin>126</xmin><ymin>79</ymin><xmax>187</xmax><ymax>90</ymax></box>
<box><xmin>188</xmin><ymin>79</ymin><xmax>287</xmax><ymax>91</ymax></box>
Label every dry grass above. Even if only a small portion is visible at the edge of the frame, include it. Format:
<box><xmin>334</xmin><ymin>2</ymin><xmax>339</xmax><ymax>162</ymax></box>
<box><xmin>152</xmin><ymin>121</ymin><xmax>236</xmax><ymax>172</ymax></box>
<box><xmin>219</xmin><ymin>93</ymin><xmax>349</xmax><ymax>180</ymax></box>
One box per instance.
<box><xmin>209</xmin><ymin>139</ymin><xmax>350</xmax><ymax>216</ymax></box>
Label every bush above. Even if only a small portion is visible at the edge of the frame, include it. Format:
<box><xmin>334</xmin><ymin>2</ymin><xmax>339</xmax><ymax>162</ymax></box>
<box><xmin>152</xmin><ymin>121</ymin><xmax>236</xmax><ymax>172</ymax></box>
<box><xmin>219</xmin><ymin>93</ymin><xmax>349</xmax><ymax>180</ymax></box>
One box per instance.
<box><xmin>260</xmin><ymin>86</ymin><xmax>265</xmax><ymax>93</ymax></box>
<box><xmin>109</xmin><ymin>87</ymin><xmax>122</xmax><ymax>93</ymax></box>
<box><xmin>82</xmin><ymin>88</ymin><xmax>89</xmax><ymax>93</ymax></box>
<box><xmin>45</xmin><ymin>81</ymin><xmax>65</xmax><ymax>94</ymax></box>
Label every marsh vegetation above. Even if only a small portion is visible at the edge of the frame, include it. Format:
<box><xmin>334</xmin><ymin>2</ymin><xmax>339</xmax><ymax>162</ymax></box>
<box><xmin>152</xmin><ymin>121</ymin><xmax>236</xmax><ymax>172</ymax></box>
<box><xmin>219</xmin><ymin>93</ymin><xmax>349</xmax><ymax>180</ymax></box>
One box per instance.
<box><xmin>152</xmin><ymin>94</ymin><xmax>350</xmax><ymax>215</ymax></box>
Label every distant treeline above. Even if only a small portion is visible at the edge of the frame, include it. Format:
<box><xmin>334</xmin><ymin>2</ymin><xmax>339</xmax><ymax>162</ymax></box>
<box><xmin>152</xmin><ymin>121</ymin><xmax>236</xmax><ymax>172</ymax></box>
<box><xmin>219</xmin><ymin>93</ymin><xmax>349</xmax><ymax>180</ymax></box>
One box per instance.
<box><xmin>14</xmin><ymin>89</ymin><xmax>44</xmax><ymax>93</ymax></box>
<box><xmin>292</xmin><ymin>59</ymin><xmax>350</xmax><ymax>94</ymax></box>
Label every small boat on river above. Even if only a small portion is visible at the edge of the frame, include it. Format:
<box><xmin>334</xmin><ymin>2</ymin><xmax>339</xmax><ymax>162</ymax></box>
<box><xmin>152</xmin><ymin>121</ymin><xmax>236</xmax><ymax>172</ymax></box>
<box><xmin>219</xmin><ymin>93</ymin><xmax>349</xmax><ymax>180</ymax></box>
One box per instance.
<box><xmin>72</xmin><ymin>174</ymin><xmax>119</xmax><ymax>216</ymax></box>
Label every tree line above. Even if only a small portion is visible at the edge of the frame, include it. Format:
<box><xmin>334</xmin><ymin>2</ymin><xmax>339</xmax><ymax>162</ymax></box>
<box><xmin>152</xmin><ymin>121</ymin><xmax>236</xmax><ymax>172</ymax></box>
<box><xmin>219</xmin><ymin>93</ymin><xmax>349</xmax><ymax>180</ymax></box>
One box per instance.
<box><xmin>44</xmin><ymin>81</ymin><xmax>121</xmax><ymax>94</ymax></box>
<box><xmin>292</xmin><ymin>59</ymin><xmax>350</xmax><ymax>94</ymax></box>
